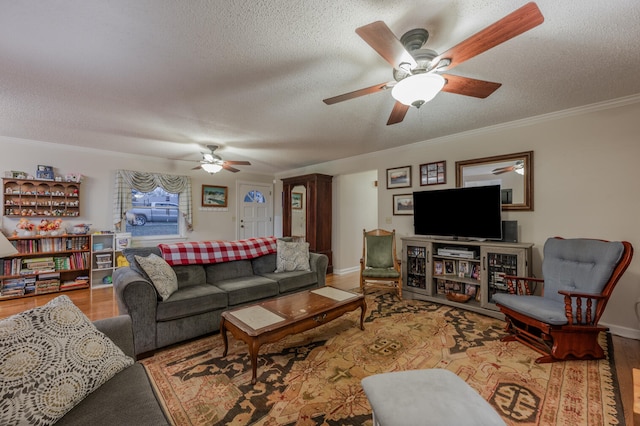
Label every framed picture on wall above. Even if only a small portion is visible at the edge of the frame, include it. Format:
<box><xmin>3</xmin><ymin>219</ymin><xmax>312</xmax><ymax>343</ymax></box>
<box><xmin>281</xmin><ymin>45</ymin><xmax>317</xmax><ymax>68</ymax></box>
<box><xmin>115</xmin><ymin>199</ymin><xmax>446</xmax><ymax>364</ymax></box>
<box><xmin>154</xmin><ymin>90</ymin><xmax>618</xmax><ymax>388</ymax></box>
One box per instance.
<box><xmin>292</xmin><ymin>192</ymin><xmax>303</xmax><ymax>210</ymax></box>
<box><xmin>202</xmin><ymin>185</ymin><xmax>228</xmax><ymax>207</ymax></box>
<box><xmin>36</xmin><ymin>165</ymin><xmax>54</xmax><ymax>180</ymax></box>
<box><xmin>392</xmin><ymin>193</ymin><xmax>413</xmax><ymax>215</ymax></box>
<box><xmin>386</xmin><ymin>166</ymin><xmax>412</xmax><ymax>189</ymax></box>
<box><xmin>420</xmin><ymin>161</ymin><xmax>446</xmax><ymax>186</ymax></box>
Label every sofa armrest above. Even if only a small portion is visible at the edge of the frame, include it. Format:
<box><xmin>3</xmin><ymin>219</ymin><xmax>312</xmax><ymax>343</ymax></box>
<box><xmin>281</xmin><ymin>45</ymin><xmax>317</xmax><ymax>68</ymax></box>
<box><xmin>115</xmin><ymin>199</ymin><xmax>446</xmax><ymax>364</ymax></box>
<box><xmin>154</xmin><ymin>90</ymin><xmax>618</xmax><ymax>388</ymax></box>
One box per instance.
<box><xmin>113</xmin><ymin>267</ymin><xmax>159</xmax><ymax>355</ymax></box>
<box><xmin>309</xmin><ymin>252</ymin><xmax>329</xmax><ymax>287</ymax></box>
<box><xmin>93</xmin><ymin>315</ymin><xmax>136</xmax><ymax>359</ymax></box>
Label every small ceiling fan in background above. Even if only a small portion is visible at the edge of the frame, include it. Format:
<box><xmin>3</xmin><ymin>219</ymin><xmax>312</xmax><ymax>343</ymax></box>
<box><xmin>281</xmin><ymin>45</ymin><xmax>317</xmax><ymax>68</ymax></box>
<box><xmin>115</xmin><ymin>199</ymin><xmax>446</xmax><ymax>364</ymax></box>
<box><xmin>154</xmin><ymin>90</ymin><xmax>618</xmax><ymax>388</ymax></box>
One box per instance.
<box><xmin>192</xmin><ymin>145</ymin><xmax>251</xmax><ymax>173</ymax></box>
<box><xmin>323</xmin><ymin>2</ymin><xmax>544</xmax><ymax>125</ymax></box>
<box><xmin>492</xmin><ymin>160</ymin><xmax>524</xmax><ymax>175</ymax></box>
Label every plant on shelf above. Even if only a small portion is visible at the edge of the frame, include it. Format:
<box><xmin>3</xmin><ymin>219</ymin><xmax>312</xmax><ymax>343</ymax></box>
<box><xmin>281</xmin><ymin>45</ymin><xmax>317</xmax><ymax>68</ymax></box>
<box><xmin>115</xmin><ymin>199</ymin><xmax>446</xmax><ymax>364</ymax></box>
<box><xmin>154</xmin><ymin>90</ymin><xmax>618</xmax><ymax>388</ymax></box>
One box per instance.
<box><xmin>15</xmin><ymin>218</ymin><xmax>35</xmax><ymax>236</ymax></box>
<box><xmin>37</xmin><ymin>218</ymin><xmax>63</xmax><ymax>236</ymax></box>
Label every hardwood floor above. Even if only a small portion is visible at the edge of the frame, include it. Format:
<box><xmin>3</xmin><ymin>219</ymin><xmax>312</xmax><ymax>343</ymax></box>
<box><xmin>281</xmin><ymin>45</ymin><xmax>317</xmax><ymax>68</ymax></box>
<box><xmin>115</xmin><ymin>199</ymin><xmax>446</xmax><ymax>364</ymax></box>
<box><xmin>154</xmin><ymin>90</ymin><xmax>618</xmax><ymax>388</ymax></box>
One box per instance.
<box><xmin>2</xmin><ymin>272</ymin><xmax>638</xmax><ymax>425</ymax></box>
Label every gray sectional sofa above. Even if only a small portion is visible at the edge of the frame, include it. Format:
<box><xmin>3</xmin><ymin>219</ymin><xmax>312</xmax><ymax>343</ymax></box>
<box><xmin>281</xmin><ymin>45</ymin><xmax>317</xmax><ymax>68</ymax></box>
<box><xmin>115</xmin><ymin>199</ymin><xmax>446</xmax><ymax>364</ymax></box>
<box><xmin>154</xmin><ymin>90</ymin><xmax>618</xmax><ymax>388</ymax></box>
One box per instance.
<box><xmin>57</xmin><ymin>315</ymin><xmax>169</xmax><ymax>425</ymax></box>
<box><xmin>113</xmin><ymin>245</ymin><xmax>329</xmax><ymax>355</ymax></box>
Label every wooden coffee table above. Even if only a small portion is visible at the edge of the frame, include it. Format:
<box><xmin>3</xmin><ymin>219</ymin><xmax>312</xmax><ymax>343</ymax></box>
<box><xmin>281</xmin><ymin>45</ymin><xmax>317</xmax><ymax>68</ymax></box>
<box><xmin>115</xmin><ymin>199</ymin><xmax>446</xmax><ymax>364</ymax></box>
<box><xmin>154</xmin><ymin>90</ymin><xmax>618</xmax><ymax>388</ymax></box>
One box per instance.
<box><xmin>220</xmin><ymin>287</ymin><xmax>366</xmax><ymax>384</ymax></box>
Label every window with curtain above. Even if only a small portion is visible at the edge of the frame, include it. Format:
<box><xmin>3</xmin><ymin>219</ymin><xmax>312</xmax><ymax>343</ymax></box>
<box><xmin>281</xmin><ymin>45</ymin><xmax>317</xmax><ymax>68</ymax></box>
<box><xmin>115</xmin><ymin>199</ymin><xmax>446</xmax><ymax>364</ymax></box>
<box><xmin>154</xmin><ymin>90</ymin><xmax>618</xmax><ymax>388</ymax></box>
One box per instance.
<box><xmin>113</xmin><ymin>170</ymin><xmax>193</xmax><ymax>238</ymax></box>
<box><xmin>125</xmin><ymin>188</ymin><xmax>179</xmax><ymax>237</ymax></box>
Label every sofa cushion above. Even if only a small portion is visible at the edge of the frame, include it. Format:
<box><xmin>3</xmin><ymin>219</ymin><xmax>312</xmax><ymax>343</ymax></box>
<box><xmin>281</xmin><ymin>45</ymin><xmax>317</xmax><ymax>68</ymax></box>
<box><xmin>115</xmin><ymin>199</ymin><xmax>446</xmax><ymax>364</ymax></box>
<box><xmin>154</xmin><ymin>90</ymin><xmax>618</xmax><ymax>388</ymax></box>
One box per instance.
<box><xmin>0</xmin><ymin>296</ymin><xmax>134</xmax><ymax>426</ymax></box>
<box><xmin>213</xmin><ymin>276</ymin><xmax>279</xmax><ymax>306</ymax></box>
<box><xmin>173</xmin><ymin>264</ymin><xmax>207</xmax><ymax>288</ymax></box>
<box><xmin>56</xmin><ymin>363</ymin><xmax>169</xmax><ymax>425</ymax></box>
<box><xmin>251</xmin><ymin>253</ymin><xmax>278</xmax><ymax>275</ymax></box>
<box><xmin>135</xmin><ymin>253</ymin><xmax>178</xmax><ymax>301</ymax></box>
<box><xmin>205</xmin><ymin>259</ymin><xmax>255</xmax><ymax>283</ymax></box>
<box><xmin>122</xmin><ymin>246</ymin><xmax>162</xmax><ymax>281</ymax></box>
<box><xmin>260</xmin><ymin>270</ymin><xmax>317</xmax><ymax>294</ymax></box>
<box><xmin>275</xmin><ymin>240</ymin><xmax>311</xmax><ymax>272</ymax></box>
<box><xmin>156</xmin><ymin>284</ymin><xmax>228</xmax><ymax>322</ymax></box>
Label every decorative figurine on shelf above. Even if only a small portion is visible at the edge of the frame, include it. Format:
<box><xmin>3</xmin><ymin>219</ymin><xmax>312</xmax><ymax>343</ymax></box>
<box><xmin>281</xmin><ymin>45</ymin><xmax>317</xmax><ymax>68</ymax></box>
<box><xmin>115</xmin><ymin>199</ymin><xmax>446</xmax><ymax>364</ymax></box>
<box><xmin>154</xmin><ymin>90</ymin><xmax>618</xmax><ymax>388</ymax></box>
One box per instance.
<box><xmin>65</xmin><ymin>173</ymin><xmax>83</xmax><ymax>183</ymax></box>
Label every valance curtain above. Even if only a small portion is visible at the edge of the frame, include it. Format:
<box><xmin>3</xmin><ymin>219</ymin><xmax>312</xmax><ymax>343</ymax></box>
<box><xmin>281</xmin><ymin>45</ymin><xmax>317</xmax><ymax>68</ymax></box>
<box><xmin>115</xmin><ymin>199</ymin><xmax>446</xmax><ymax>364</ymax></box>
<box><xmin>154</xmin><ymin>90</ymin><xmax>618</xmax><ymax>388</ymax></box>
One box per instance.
<box><xmin>113</xmin><ymin>170</ymin><xmax>192</xmax><ymax>231</ymax></box>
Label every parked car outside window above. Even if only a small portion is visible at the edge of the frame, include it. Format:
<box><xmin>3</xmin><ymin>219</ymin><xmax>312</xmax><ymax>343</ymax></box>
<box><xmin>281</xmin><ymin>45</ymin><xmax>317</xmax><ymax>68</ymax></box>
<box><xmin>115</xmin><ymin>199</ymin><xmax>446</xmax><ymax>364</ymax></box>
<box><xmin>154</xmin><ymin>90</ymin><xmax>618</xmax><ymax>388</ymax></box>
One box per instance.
<box><xmin>127</xmin><ymin>202</ymin><xmax>179</xmax><ymax>226</ymax></box>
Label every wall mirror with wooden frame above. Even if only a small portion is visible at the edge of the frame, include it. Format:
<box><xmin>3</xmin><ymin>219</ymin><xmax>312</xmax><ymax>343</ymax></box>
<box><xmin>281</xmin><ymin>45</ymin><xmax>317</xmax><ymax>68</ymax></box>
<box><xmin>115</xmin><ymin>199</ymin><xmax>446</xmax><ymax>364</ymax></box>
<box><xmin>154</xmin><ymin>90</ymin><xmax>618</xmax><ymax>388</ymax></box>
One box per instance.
<box><xmin>281</xmin><ymin>173</ymin><xmax>333</xmax><ymax>272</ymax></box>
<box><xmin>455</xmin><ymin>151</ymin><xmax>533</xmax><ymax>211</ymax></box>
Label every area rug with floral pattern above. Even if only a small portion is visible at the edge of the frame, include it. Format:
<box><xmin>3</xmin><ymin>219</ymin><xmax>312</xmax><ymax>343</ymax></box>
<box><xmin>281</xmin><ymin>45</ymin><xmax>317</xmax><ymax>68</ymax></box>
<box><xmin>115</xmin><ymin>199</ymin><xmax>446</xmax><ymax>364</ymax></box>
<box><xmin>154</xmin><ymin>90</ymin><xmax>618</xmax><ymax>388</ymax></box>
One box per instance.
<box><xmin>141</xmin><ymin>291</ymin><xmax>624</xmax><ymax>425</ymax></box>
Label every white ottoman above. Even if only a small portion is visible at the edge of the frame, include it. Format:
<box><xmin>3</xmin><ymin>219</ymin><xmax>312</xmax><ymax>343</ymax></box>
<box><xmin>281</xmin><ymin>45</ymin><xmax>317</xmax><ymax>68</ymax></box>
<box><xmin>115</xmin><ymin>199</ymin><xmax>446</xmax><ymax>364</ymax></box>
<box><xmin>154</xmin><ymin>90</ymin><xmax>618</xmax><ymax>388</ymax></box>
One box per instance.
<box><xmin>361</xmin><ymin>369</ymin><xmax>505</xmax><ymax>426</ymax></box>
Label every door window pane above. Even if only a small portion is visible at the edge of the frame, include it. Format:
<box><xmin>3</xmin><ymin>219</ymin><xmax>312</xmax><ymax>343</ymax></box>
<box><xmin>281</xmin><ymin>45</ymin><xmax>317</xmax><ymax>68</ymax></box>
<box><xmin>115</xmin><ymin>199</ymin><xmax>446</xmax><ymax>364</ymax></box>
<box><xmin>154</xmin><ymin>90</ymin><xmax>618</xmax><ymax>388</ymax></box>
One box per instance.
<box><xmin>244</xmin><ymin>190</ymin><xmax>265</xmax><ymax>203</ymax></box>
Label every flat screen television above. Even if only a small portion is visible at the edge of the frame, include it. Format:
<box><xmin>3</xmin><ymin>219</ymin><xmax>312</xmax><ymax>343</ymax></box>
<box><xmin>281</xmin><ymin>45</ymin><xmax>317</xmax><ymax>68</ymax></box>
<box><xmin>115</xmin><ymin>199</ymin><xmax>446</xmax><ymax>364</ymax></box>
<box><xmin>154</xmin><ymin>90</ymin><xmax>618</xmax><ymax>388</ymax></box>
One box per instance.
<box><xmin>413</xmin><ymin>185</ymin><xmax>502</xmax><ymax>240</ymax></box>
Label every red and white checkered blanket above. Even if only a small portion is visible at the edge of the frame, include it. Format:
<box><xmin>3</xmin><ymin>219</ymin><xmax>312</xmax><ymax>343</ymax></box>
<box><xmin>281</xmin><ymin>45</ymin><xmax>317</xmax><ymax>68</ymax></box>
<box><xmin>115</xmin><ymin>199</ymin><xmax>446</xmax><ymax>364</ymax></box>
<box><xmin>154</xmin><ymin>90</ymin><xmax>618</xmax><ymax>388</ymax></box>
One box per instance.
<box><xmin>158</xmin><ymin>237</ymin><xmax>278</xmax><ymax>266</ymax></box>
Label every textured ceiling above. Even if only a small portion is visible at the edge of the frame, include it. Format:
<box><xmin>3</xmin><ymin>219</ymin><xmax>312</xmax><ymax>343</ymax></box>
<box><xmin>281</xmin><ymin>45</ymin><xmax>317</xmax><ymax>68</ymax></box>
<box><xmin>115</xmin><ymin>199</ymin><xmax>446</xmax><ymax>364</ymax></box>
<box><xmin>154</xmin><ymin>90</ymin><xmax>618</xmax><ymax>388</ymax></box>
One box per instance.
<box><xmin>1</xmin><ymin>1</ymin><xmax>640</xmax><ymax>174</ymax></box>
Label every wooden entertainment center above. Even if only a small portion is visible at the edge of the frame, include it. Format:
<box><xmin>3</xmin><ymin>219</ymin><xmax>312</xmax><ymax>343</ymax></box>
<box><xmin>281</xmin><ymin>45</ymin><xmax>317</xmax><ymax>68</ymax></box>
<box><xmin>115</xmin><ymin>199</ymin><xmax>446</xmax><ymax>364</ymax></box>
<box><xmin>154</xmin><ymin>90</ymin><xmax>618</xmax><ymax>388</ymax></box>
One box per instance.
<box><xmin>401</xmin><ymin>236</ymin><xmax>533</xmax><ymax>319</ymax></box>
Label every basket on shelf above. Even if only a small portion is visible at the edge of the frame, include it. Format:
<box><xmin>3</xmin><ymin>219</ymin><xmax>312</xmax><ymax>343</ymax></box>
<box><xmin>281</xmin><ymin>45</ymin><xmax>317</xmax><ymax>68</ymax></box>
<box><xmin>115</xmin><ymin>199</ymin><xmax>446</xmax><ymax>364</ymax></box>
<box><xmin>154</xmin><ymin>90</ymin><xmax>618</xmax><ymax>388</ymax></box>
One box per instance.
<box><xmin>445</xmin><ymin>292</ymin><xmax>472</xmax><ymax>303</ymax></box>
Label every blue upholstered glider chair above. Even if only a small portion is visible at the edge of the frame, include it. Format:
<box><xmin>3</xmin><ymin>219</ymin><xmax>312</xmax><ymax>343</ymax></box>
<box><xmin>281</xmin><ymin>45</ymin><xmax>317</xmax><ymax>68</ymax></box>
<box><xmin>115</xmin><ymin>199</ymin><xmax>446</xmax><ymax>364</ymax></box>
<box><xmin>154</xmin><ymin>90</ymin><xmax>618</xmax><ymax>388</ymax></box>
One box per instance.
<box><xmin>360</xmin><ymin>229</ymin><xmax>402</xmax><ymax>298</ymax></box>
<box><xmin>493</xmin><ymin>237</ymin><xmax>633</xmax><ymax>363</ymax></box>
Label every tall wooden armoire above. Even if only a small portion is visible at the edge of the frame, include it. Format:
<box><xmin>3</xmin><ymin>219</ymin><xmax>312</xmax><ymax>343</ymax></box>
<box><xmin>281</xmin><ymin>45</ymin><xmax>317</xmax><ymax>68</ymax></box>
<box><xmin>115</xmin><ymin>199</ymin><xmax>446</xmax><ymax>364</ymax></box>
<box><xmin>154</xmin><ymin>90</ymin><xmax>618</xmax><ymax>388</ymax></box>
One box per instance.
<box><xmin>282</xmin><ymin>173</ymin><xmax>333</xmax><ymax>272</ymax></box>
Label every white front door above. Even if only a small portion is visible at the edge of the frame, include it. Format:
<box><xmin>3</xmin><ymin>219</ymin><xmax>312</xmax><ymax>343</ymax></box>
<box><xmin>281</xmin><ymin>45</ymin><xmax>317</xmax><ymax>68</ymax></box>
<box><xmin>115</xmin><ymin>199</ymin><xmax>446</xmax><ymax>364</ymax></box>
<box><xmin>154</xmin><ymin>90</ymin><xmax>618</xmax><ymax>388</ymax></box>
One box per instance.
<box><xmin>237</xmin><ymin>182</ymin><xmax>273</xmax><ymax>238</ymax></box>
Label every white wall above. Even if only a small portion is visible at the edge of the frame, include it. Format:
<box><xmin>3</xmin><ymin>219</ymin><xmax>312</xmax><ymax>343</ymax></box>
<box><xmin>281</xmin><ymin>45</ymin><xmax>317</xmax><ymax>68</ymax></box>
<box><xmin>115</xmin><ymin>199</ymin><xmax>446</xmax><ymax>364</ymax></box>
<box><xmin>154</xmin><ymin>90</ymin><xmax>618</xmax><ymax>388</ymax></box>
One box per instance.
<box><xmin>277</xmin><ymin>96</ymin><xmax>640</xmax><ymax>338</ymax></box>
<box><xmin>0</xmin><ymin>138</ymin><xmax>274</xmax><ymax>242</ymax></box>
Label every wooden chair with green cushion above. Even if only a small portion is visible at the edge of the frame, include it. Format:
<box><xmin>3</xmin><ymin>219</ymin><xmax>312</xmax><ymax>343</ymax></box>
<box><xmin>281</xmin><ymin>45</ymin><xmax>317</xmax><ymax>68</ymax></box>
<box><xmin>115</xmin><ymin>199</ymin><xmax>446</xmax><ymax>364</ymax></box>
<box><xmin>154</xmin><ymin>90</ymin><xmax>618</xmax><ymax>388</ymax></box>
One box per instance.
<box><xmin>360</xmin><ymin>228</ymin><xmax>402</xmax><ymax>298</ymax></box>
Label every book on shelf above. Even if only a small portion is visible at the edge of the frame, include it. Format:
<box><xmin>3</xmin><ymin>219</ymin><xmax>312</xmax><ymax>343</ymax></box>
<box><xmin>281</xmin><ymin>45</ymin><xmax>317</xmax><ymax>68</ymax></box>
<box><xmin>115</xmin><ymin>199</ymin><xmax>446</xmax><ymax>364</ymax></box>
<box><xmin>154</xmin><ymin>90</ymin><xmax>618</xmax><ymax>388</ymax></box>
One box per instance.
<box><xmin>38</xmin><ymin>272</ymin><xmax>60</xmax><ymax>280</ymax></box>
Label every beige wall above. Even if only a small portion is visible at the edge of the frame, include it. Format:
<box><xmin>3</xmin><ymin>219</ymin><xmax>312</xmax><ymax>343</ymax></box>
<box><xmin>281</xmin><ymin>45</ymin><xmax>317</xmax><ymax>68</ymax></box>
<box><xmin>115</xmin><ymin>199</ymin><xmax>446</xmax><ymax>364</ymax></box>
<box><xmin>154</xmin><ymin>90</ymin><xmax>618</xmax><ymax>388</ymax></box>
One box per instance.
<box><xmin>332</xmin><ymin>170</ymin><xmax>378</xmax><ymax>274</ymax></box>
<box><xmin>277</xmin><ymin>97</ymin><xmax>640</xmax><ymax>338</ymax></box>
<box><xmin>2</xmin><ymin>96</ymin><xmax>639</xmax><ymax>337</ymax></box>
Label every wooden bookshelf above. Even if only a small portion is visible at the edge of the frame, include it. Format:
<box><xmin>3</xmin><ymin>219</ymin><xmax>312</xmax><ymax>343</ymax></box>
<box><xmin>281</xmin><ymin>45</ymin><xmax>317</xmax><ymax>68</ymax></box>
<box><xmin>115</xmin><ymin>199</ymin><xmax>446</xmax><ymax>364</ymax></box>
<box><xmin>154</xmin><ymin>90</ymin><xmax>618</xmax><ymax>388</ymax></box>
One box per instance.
<box><xmin>0</xmin><ymin>234</ymin><xmax>91</xmax><ymax>299</ymax></box>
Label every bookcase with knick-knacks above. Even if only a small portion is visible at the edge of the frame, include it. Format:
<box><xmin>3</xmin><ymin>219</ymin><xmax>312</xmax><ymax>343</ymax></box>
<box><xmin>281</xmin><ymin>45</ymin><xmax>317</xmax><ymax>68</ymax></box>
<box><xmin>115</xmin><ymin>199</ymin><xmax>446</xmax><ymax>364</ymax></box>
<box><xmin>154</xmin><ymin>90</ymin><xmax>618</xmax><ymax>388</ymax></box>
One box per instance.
<box><xmin>90</xmin><ymin>232</ymin><xmax>131</xmax><ymax>289</ymax></box>
<box><xmin>402</xmin><ymin>236</ymin><xmax>533</xmax><ymax>319</ymax></box>
<box><xmin>3</xmin><ymin>178</ymin><xmax>81</xmax><ymax>218</ymax></box>
<box><xmin>0</xmin><ymin>234</ymin><xmax>91</xmax><ymax>299</ymax></box>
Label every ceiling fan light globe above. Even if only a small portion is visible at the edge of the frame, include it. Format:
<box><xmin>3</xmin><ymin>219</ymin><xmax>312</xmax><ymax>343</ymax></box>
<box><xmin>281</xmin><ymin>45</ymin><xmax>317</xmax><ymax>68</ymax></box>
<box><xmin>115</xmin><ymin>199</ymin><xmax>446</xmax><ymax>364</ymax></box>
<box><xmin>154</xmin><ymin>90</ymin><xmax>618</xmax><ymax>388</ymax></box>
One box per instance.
<box><xmin>201</xmin><ymin>163</ymin><xmax>223</xmax><ymax>173</ymax></box>
<box><xmin>391</xmin><ymin>73</ymin><xmax>445</xmax><ymax>107</ymax></box>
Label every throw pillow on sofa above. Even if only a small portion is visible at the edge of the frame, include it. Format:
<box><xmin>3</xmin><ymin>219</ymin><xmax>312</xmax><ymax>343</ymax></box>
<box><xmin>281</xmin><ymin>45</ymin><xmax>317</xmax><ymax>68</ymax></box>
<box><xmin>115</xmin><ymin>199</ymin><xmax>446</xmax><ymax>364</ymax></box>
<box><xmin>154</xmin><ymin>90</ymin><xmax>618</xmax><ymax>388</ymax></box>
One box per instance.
<box><xmin>0</xmin><ymin>295</ymin><xmax>134</xmax><ymax>426</ymax></box>
<box><xmin>134</xmin><ymin>253</ymin><xmax>178</xmax><ymax>301</ymax></box>
<box><xmin>275</xmin><ymin>239</ymin><xmax>311</xmax><ymax>272</ymax></box>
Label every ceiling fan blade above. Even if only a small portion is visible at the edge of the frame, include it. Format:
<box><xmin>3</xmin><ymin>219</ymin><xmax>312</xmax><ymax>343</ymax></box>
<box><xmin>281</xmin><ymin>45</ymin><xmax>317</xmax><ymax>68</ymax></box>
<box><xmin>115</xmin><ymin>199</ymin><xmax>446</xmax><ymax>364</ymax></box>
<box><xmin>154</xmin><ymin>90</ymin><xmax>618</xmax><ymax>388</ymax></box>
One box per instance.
<box><xmin>492</xmin><ymin>165</ymin><xmax>515</xmax><ymax>175</ymax></box>
<box><xmin>441</xmin><ymin>74</ymin><xmax>502</xmax><ymax>98</ymax></box>
<box><xmin>222</xmin><ymin>164</ymin><xmax>240</xmax><ymax>173</ymax></box>
<box><xmin>387</xmin><ymin>102</ymin><xmax>410</xmax><ymax>125</ymax></box>
<box><xmin>356</xmin><ymin>21</ymin><xmax>417</xmax><ymax>70</ymax></box>
<box><xmin>323</xmin><ymin>82</ymin><xmax>391</xmax><ymax>105</ymax></box>
<box><xmin>223</xmin><ymin>160</ymin><xmax>251</xmax><ymax>166</ymax></box>
<box><xmin>433</xmin><ymin>2</ymin><xmax>544</xmax><ymax>71</ymax></box>
<box><xmin>192</xmin><ymin>165</ymin><xmax>203</xmax><ymax>170</ymax></box>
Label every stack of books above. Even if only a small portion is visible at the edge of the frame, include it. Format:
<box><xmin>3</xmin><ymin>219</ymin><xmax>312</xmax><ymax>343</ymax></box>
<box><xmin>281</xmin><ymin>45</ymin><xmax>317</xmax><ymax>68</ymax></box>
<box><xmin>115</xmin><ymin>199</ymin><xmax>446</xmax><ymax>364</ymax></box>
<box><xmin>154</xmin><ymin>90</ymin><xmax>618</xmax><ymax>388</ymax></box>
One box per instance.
<box><xmin>1</xmin><ymin>278</ymin><xmax>26</xmax><ymax>297</ymax></box>
<box><xmin>36</xmin><ymin>272</ymin><xmax>60</xmax><ymax>294</ymax></box>
<box><xmin>21</xmin><ymin>257</ymin><xmax>55</xmax><ymax>275</ymax></box>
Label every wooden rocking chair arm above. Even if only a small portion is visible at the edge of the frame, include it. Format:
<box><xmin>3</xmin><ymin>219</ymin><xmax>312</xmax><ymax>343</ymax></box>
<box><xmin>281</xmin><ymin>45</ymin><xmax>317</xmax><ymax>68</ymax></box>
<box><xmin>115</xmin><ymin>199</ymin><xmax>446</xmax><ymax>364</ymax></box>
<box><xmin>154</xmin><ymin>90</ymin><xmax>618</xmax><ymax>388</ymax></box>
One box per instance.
<box><xmin>557</xmin><ymin>290</ymin><xmax>605</xmax><ymax>325</ymax></box>
<box><xmin>557</xmin><ymin>290</ymin><xmax>607</xmax><ymax>300</ymax></box>
<box><xmin>504</xmin><ymin>275</ymin><xmax>544</xmax><ymax>283</ymax></box>
<box><xmin>504</xmin><ymin>276</ymin><xmax>543</xmax><ymax>295</ymax></box>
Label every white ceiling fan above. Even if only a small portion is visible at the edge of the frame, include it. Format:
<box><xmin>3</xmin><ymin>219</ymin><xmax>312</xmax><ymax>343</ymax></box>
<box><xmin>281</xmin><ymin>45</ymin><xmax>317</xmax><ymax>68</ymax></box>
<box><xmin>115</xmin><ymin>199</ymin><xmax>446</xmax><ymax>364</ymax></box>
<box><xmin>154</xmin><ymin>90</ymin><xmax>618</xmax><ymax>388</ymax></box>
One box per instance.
<box><xmin>192</xmin><ymin>145</ymin><xmax>251</xmax><ymax>173</ymax></box>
